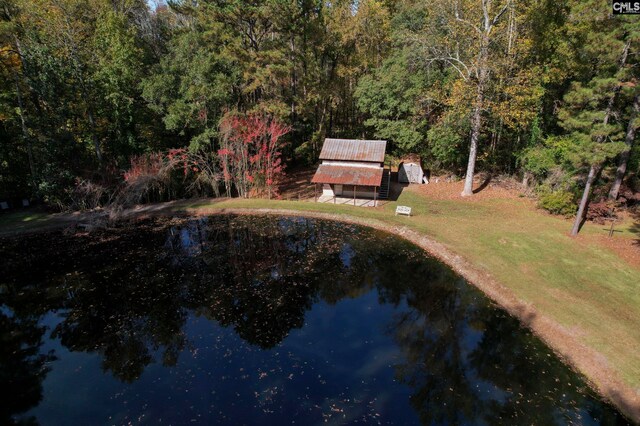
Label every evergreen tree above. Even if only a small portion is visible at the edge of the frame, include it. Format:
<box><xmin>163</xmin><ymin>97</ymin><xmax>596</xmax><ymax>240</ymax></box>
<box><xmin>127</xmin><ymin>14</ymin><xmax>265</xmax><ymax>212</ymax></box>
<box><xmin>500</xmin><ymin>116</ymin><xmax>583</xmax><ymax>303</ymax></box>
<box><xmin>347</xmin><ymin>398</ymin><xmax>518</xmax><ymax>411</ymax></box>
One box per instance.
<box><xmin>557</xmin><ymin>0</ymin><xmax>639</xmax><ymax>235</ymax></box>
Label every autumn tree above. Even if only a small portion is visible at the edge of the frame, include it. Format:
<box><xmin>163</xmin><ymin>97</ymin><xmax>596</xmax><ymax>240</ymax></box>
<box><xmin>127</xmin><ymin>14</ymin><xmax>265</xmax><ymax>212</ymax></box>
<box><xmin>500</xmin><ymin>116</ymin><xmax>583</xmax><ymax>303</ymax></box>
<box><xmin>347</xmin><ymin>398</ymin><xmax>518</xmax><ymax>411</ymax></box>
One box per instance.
<box><xmin>396</xmin><ymin>0</ymin><xmax>546</xmax><ymax>195</ymax></box>
<box><xmin>219</xmin><ymin>112</ymin><xmax>290</xmax><ymax>198</ymax></box>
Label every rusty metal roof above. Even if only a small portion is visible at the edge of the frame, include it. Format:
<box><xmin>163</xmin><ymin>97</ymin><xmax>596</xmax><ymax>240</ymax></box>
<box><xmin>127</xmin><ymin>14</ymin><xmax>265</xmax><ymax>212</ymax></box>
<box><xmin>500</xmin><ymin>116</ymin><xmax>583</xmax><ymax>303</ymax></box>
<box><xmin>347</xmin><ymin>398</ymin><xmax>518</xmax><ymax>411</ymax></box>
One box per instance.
<box><xmin>319</xmin><ymin>139</ymin><xmax>387</xmax><ymax>163</ymax></box>
<box><xmin>311</xmin><ymin>164</ymin><xmax>383</xmax><ymax>187</ymax></box>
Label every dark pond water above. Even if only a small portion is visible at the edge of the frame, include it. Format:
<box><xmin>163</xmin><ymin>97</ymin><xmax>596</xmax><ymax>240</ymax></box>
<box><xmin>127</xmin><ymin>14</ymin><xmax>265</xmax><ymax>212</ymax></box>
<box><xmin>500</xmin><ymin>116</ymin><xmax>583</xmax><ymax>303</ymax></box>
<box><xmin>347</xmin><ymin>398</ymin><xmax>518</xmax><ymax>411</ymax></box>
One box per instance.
<box><xmin>0</xmin><ymin>215</ymin><xmax>631</xmax><ymax>425</ymax></box>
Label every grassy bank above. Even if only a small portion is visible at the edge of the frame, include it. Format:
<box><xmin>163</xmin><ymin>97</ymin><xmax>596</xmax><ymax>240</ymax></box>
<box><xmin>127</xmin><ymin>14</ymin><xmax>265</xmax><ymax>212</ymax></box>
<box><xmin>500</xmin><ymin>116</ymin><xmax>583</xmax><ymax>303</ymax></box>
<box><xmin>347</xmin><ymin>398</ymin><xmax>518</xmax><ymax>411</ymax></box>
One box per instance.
<box><xmin>1</xmin><ymin>186</ymin><xmax>639</xmax><ymax>419</ymax></box>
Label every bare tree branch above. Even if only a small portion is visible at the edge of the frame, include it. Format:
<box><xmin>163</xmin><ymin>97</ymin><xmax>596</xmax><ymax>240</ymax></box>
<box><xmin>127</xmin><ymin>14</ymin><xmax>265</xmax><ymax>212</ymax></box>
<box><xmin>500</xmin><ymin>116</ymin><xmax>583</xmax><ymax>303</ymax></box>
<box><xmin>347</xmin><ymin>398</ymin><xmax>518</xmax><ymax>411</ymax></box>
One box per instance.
<box><xmin>425</xmin><ymin>56</ymin><xmax>471</xmax><ymax>80</ymax></box>
<box><xmin>482</xmin><ymin>0</ymin><xmax>490</xmax><ymax>31</ymax></box>
<box><xmin>491</xmin><ymin>0</ymin><xmax>511</xmax><ymax>27</ymax></box>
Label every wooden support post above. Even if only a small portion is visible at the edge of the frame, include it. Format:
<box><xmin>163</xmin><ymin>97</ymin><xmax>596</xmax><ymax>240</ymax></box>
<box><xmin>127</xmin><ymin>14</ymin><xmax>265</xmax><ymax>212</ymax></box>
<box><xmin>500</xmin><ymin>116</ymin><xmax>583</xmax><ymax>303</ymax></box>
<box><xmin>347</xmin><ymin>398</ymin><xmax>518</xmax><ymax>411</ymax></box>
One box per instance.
<box><xmin>315</xmin><ymin>183</ymin><xmax>318</xmax><ymax>202</ymax></box>
<box><xmin>354</xmin><ymin>185</ymin><xmax>357</xmax><ymax>206</ymax></box>
<box><xmin>608</xmin><ymin>207</ymin><xmax>616</xmax><ymax>237</ymax></box>
<box><xmin>374</xmin><ymin>186</ymin><xmax>377</xmax><ymax>207</ymax></box>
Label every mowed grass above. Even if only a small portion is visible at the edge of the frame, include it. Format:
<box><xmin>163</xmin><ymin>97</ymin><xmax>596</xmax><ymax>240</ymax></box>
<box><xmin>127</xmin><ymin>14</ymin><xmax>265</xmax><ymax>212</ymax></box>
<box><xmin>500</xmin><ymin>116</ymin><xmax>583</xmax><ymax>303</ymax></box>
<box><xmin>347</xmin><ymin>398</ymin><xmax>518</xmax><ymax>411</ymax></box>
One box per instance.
<box><xmin>181</xmin><ymin>188</ymin><xmax>640</xmax><ymax>390</ymax></box>
<box><xmin>1</xmin><ymin>189</ymin><xmax>638</xmax><ymax>391</ymax></box>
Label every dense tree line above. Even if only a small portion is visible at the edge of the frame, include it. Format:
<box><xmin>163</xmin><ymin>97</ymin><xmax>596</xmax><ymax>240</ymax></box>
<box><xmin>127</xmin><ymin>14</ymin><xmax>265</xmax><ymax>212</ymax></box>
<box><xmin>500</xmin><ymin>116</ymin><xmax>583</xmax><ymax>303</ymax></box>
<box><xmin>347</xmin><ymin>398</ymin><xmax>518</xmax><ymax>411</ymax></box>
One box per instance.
<box><xmin>0</xmin><ymin>0</ymin><xmax>638</xmax><ymax>232</ymax></box>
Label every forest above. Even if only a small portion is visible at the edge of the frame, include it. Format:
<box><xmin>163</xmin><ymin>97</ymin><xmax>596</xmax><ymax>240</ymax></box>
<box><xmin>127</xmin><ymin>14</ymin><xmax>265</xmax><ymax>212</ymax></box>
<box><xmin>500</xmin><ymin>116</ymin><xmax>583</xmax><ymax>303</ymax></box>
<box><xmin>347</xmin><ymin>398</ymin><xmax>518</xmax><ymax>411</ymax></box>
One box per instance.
<box><xmin>1</xmin><ymin>0</ymin><xmax>638</xmax><ymax>233</ymax></box>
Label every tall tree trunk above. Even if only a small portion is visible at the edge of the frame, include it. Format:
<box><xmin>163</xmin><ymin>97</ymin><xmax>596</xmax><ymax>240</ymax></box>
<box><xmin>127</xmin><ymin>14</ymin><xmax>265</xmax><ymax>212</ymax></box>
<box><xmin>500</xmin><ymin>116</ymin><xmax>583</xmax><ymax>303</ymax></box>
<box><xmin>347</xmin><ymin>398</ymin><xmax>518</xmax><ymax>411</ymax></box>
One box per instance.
<box><xmin>462</xmin><ymin>101</ymin><xmax>482</xmax><ymax>196</ymax></box>
<box><xmin>571</xmin><ymin>164</ymin><xmax>599</xmax><ymax>236</ymax></box>
<box><xmin>522</xmin><ymin>171</ymin><xmax>532</xmax><ymax>189</ymax></box>
<box><xmin>608</xmin><ymin>94</ymin><xmax>639</xmax><ymax>200</ymax></box>
<box><xmin>58</xmin><ymin>10</ymin><xmax>103</xmax><ymax>166</ymax></box>
<box><xmin>460</xmin><ymin>0</ymin><xmax>505</xmax><ymax>196</ymax></box>
<box><xmin>570</xmin><ymin>40</ymin><xmax>629</xmax><ymax>235</ymax></box>
<box><xmin>461</xmin><ymin>45</ymin><xmax>488</xmax><ymax>197</ymax></box>
<box><xmin>13</xmin><ymin>35</ymin><xmax>45</xmax><ymax>120</ymax></box>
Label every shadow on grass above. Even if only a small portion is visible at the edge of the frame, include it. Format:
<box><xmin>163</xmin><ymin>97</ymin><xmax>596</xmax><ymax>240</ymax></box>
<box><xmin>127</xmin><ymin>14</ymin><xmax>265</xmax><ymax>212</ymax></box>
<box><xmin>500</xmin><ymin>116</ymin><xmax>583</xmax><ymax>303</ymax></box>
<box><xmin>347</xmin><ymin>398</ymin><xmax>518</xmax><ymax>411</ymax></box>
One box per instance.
<box><xmin>388</xmin><ymin>172</ymin><xmax>408</xmax><ymax>202</ymax></box>
<box><xmin>0</xmin><ymin>209</ymin><xmax>55</xmax><ymax>234</ymax></box>
<box><xmin>0</xmin><ymin>199</ymin><xmax>233</xmax><ymax>237</ymax></box>
<box><xmin>473</xmin><ymin>175</ymin><xmax>492</xmax><ymax>194</ymax></box>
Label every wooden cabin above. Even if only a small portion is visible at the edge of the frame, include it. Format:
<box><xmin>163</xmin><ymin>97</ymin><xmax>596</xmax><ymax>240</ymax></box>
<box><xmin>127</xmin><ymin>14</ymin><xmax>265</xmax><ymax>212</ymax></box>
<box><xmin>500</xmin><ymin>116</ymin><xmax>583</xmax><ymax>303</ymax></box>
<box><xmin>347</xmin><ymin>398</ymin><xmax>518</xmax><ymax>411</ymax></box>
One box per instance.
<box><xmin>311</xmin><ymin>138</ymin><xmax>389</xmax><ymax>203</ymax></box>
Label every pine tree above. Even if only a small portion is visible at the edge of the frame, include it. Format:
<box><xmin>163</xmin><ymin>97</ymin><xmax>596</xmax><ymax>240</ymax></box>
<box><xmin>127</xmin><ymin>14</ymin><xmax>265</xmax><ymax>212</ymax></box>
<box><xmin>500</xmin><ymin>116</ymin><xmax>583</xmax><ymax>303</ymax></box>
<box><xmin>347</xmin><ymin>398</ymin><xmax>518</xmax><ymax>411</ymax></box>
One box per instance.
<box><xmin>557</xmin><ymin>0</ymin><xmax>639</xmax><ymax>235</ymax></box>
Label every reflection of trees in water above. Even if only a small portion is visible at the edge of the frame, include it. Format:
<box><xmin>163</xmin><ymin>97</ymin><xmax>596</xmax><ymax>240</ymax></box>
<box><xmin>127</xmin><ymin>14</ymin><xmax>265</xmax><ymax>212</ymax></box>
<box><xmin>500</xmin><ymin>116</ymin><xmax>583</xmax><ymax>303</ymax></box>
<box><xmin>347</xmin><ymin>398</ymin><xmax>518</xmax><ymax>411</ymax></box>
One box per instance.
<box><xmin>379</xmin><ymin>257</ymin><xmax>482</xmax><ymax>424</ymax></box>
<box><xmin>1</xmin><ymin>222</ymin><xmax>189</xmax><ymax>384</ymax></box>
<box><xmin>0</xmin><ymin>216</ymin><xmax>363</xmax><ymax>383</ymax></box>
<box><xmin>468</xmin><ymin>313</ymin><xmax>626</xmax><ymax>424</ymax></box>
<box><xmin>0</xmin><ymin>312</ymin><xmax>55</xmax><ymax>425</ymax></box>
<box><xmin>0</xmin><ymin>216</ymin><xmax>628</xmax><ymax>425</ymax></box>
<box><xmin>50</xmin><ymin>269</ymin><xmax>188</xmax><ymax>382</ymax></box>
<box><xmin>383</xmin><ymin>266</ymin><xmax>627</xmax><ymax>425</ymax></box>
<box><xmin>185</xmin><ymin>216</ymin><xmax>348</xmax><ymax>349</ymax></box>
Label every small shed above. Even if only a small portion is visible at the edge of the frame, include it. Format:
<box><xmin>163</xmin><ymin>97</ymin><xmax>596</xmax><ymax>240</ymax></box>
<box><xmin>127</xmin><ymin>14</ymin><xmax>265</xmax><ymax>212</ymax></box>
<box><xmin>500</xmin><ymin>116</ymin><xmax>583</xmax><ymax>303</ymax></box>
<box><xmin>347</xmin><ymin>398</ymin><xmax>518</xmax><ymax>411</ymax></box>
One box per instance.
<box><xmin>311</xmin><ymin>138</ymin><xmax>388</xmax><ymax>203</ymax></box>
<box><xmin>398</xmin><ymin>155</ymin><xmax>427</xmax><ymax>184</ymax></box>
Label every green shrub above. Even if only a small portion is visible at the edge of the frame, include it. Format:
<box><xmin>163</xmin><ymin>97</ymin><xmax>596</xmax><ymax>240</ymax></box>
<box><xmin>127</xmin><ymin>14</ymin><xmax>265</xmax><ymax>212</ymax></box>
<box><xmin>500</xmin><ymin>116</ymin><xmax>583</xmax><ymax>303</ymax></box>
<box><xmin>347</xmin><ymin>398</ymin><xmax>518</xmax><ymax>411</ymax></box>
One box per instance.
<box><xmin>36</xmin><ymin>167</ymin><xmax>77</xmax><ymax>211</ymax></box>
<box><xmin>427</xmin><ymin>124</ymin><xmax>465</xmax><ymax>170</ymax></box>
<box><xmin>521</xmin><ymin>136</ymin><xmax>576</xmax><ymax>181</ymax></box>
<box><xmin>537</xmin><ymin>189</ymin><xmax>576</xmax><ymax>216</ymax></box>
<box><xmin>294</xmin><ymin>141</ymin><xmax>315</xmax><ymax>166</ymax></box>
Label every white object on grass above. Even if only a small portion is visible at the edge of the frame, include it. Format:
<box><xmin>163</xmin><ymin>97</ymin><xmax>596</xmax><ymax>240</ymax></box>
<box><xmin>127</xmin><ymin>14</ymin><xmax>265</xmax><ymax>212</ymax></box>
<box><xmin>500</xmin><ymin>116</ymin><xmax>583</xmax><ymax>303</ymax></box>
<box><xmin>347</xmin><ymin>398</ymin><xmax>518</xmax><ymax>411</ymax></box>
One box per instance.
<box><xmin>395</xmin><ymin>206</ymin><xmax>412</xmax><ymax>216</ymax></box>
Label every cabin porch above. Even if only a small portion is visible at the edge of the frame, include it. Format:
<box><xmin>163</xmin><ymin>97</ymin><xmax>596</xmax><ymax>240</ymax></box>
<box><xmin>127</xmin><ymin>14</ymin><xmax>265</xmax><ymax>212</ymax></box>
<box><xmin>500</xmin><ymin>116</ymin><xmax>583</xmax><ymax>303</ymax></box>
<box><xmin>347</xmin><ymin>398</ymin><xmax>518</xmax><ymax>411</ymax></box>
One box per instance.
<box><xmin>315</xmin><ymin>194</ymin><xmax>379</xmax><ymax>207</ymax></box>
<box><xmin>313</xmin><ymin>182</ymin><xmax>382</xmax><ymax>207</ymax></box>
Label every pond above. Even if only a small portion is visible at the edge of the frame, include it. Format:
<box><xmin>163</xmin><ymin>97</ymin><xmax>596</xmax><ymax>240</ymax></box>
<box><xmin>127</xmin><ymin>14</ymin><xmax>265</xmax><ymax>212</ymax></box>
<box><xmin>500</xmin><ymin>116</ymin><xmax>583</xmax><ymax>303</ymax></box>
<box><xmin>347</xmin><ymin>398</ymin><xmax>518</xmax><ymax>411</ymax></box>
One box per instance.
<box><xmin>0</xmin><ymin>215</ymin><xmax>631</xmax><ymax>425</ymax></box>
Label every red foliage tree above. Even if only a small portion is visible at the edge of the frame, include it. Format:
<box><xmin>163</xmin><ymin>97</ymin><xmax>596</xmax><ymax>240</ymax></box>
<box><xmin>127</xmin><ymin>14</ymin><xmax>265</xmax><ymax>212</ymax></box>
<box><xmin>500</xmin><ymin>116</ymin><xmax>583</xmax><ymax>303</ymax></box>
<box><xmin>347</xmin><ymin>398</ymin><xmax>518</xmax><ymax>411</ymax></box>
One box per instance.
<box><xmin>123</xmin><ymin>153</ymin><xmax>165</xmax><ymax>183</ymax></box>
<box><xmin>219</xmin><ymin>113</ymin><xmax>290</xmax><ymax>198</ymax></box>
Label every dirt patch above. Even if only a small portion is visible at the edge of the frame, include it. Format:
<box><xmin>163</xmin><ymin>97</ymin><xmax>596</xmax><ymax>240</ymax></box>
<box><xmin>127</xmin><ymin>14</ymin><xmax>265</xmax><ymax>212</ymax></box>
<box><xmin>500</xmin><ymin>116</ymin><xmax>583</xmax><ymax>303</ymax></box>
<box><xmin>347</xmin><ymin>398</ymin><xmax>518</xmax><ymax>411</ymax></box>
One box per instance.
<box><xmin>592</xmin><ymin>234</ymin><xmax>640</xmax><ymax>268</ymax></box>
<box><xmin>417</xmin><ymin>174</ymin><xmax>527</xmax><ymax>201</ymax></box>
<box><xmin>278</xmin><ymin>167</ymin><xmax>315</xmax><ymax>200</ymax></box>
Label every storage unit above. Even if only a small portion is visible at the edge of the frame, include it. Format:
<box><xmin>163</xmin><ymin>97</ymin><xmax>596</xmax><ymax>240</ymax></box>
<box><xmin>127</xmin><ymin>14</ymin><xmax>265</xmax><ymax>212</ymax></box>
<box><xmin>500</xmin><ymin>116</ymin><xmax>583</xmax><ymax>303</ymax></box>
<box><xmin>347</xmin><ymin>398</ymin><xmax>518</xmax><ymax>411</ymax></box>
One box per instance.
<box><xmin>398</xmin><ymin>155</ymin><xmax>427</xmax><ymax>184</ymax></box>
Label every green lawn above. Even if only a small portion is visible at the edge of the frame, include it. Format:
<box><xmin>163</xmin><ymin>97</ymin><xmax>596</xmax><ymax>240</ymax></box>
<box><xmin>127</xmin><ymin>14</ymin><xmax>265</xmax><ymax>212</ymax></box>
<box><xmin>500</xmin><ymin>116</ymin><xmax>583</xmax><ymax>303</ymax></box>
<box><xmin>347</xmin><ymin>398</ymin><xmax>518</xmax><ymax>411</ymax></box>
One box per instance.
<box><xmin>1</xmin><ymin>190</ymin><xmax>639</xmax><ymax>413</ymax></box>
